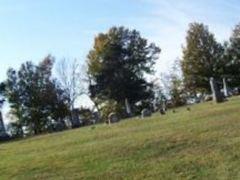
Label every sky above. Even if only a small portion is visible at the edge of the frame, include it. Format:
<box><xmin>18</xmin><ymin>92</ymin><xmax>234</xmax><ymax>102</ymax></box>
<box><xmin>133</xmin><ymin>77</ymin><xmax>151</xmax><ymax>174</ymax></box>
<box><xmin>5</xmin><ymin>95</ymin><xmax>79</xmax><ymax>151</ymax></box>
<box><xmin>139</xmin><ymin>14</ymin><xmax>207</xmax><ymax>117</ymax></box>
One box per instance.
<box><xmin>1</xmin><ymin>0</ymin><xmax>240</xmax><ymax>121</ymax></box>
<box><xmin>1</xmin><ymin>0</ymin><xmax>240</xmax><ymax>80</ymax></box>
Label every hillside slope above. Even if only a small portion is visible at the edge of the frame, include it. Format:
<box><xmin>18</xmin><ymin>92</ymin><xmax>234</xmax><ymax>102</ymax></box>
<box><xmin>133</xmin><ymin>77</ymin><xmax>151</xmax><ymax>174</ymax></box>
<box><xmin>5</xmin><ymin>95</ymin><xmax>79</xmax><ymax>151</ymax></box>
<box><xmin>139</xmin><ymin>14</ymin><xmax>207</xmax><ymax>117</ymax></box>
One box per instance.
<box><xmin>1</xmin><ymin>97</ymin><xmax>240</xmax><ymax>179</ymax></box>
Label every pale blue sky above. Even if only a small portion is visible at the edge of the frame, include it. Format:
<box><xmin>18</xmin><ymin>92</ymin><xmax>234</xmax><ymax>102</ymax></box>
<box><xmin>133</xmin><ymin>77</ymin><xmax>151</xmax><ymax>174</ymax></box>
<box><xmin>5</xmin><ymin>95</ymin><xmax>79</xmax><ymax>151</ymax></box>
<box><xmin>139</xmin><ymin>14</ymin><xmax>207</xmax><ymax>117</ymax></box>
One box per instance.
<box><xmin>0</xmin><ymin>0</ymin><xmax>240</xmax><ymax>82</ymax></box>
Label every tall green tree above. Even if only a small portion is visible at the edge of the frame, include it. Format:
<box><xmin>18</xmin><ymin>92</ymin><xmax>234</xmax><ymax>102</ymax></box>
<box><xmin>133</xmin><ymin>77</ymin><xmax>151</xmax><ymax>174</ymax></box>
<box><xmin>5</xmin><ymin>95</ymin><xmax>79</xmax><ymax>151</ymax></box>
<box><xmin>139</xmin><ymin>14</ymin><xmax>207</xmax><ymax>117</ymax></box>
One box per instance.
<box><xmin>224</xmin><ymin>23</ymin><xmax>240</xmax><ymax>86</ymax></box>
<box><xmin>2</xmin><ymin>56</ymin><xmax>69</xmax><ymax>135</ymax></box>
<box><xmin>87</xmin><ymin>26</ymin><xmax>160</xmax><ymax>115</ymax></box>
<box><xmin>169</xmin><ymin>62</ymin><xmax>187</xmax><ymax>107</ymax></box>
<box><xmin>181</xmin><ymin>23</ymin><xmax>224</xmax><ymax>93</ymax></box>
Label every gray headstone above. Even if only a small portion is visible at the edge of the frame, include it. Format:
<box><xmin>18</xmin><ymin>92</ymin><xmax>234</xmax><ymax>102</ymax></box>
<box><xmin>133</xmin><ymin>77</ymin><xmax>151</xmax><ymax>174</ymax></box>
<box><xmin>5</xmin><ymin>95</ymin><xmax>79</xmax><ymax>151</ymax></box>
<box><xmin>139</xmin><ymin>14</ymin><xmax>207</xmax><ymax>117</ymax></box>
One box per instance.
<box><xmin>210</xmin><ymin>77</ymin><xmax>224</xmax><ymax>103</ymax></box>
<box><xmin>0</xmin><ymin>112</ymin><xmax>9</xmax><ymax>140</ymax></box>
<box><xmin>92</xmin><ymin>111</ymin><xmax>101</xmax><ymax>124</ymax></box>
<box><xmin>159</xmin><ymin>100</ymin><xmax>167</xmax><ymax>115</ymax></box>
<box><xmin>71</xmin><ymin>109</ymin><xmax>81</xmax><ymax>128</ymax></box>
<box><xmin>0</xmin><ymin>112</ymin><xmax>6</xmax><ymax>135</ymax></box>
<box><xmin>108</xmin><ymin>113</ymin><xmax>119</xmax><ymax>124</ymax></box>
<box><xmin>141</xmin><ymin>109</ymin><xmax>152</xmax><ymax>119</ymax></box>
<box><xmin>54</xmin><ymin>120</ymin><xmax>66</xmax><ymax>132</ymax></box>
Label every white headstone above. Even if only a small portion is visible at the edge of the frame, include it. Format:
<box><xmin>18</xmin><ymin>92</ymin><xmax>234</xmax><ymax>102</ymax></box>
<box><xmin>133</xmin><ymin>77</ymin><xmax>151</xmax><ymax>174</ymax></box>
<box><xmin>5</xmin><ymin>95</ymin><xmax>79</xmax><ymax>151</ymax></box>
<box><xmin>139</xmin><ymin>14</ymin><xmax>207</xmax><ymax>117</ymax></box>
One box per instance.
<box><xmin>223</xmin><ymin>78</ymin><xmax>229</xmax><ymax>97</ymax></box>
<box><xmin>0</xmin><ymin>112</ymin><xmax>5</xmax><ymax>134</ymax></box>
<box><xmin>125</xmin><ymin>98</ymin><xmax>132</xmax><ymax>116</ymax></box>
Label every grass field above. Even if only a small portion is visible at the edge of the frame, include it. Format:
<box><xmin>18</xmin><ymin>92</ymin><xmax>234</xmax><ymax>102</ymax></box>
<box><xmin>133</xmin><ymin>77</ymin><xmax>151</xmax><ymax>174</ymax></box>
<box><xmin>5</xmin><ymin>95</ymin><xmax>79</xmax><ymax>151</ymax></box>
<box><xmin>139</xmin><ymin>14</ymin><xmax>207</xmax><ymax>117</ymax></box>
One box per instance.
<box><xmin>1</xmin><ymin>97</ymin><xmax>240</xmax><ymax>179</ymax></box>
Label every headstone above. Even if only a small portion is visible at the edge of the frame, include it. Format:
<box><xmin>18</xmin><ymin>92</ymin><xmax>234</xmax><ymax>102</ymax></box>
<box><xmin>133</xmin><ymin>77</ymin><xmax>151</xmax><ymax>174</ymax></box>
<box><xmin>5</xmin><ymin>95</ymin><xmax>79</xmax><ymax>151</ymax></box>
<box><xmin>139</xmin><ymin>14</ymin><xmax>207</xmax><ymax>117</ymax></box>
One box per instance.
<box><xmin>141</xmin><ymin>109</ymin><xmax>152</xmax><ymax>119</ymax></box>
<box><xmin>159</xmin><ymin>100</ymin><xmax>167</xmax><ymax>115</ymax></box>
<box><xmin>92</xmin><ymin>112</ymin><xmax>100</xmax><ymax>124</ymax></box>
<box><xmin>0</xmin><ymin>112</ymin><xmax>10</xmax><ymax>141</ymax></box>
<box><xmin>47</xmin><ymin>120</ymin><xmax>67</xmax><ymax>133</ymax></box>
<box><xmin>209</xmin><ymin>77</ymin><xmax>224</xmax><ymax>103</ymax></box>
<box><xmin>232</xmin><ymin>87</ymin><xmax>240</xmax><ymax>96</ymax></box>
<box><xmin>71</xmin><ymin>109</ymin><xmax>81</xmax><ymax>128</ymax></box>
<box><xmin>125</xmin><ymin>98</ymin><xmax>132</xmax><ymax>116</ymax></box>
<box><xmin>108</xmin><ymin>113</ymin><xmax>119</xmax><ymax>124</ymax></box>
<box><xmin>53</xmin><ymin>120</ymin><xmax>66</xmax><ymax>132</ymax></box>
<box><xmin>64</xmin><ymin>118</ymin><xmax>72</xmax><ymax>129</ymax></box>
<box><xmin>223</xmin><ymin>78</ymin><xmax>229</xmax><ymax>97</ymax></box>
<box><xmin>0</xmin><ymin>112</ymin><xmax>5</xmax><ymax>135</ymax></box>
<box><xmin>159</xmin><ymin>108</ymin><xmax>166</xmax><ymax>115</ymax></box>
<box><xmin>204</xmin><ymin>95</ymin><xmax>213</xmax><ymax>102</ymax></box>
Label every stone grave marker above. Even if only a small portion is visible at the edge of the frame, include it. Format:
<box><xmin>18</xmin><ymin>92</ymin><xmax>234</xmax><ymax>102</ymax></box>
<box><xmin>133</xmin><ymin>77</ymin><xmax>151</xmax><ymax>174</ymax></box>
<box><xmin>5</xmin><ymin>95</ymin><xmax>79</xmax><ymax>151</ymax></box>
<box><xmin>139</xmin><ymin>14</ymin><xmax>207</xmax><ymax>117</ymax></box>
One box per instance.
<box><xmin>210</xmin><ymin>77</ymin><xmax>224</xmax><ymax>103</ymax></box>
<box><xmin>108</xmin><ymin>113</ymin><xmax>119</xmax><ymax>124</ymax></box>
<box><xmin>141</xmin><ymin>109</ymin><xmax>152</xmax><ymax>119</ymax></box>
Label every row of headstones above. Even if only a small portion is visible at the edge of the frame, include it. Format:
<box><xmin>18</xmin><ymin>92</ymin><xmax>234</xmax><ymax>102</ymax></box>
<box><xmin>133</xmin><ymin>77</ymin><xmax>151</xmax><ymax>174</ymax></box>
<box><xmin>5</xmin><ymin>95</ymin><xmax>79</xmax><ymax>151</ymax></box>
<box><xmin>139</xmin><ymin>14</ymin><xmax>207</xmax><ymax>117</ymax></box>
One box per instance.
<box><xmin>55</xmin><ymin>110</ymin><xmax>101</xmax><ymax>130</ymax></box>
<box><xmin>2</xmin><ymin>77</ymin><xmax>226</xmax><ymax>135</ymax></box>
<box><xmin>71</xmin><ymin>110</ymin><xmax>100</xmax><ymax>127</ymax></box>
<box><xmin>141</xmin><ymin>105</ymin><xmax>167</xmax><ymax>119</ymax></box>
<box><xmin>107</xmin><ymin>104</ymin><xmax>167</xmax><ymax>124</ymax></box>
<box><xmin>1</xmin><ymin>77</ymin><xmax>226</xmax><ymax>136</ymax></box>
<box><xmin>107</xmin><ymin>77</ymin><xmax>231</xmax><ymax>124</ymax></box>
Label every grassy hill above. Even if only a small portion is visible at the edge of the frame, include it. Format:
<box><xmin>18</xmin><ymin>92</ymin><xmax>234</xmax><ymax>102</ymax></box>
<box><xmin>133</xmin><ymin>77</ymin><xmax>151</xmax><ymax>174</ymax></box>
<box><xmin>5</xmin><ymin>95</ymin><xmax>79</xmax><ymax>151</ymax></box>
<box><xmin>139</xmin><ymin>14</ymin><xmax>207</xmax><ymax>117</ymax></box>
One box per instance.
<box><xmin>1</xmin><ymin>97</ymin><xmax>240</xmax><ymax>179</ymax></box>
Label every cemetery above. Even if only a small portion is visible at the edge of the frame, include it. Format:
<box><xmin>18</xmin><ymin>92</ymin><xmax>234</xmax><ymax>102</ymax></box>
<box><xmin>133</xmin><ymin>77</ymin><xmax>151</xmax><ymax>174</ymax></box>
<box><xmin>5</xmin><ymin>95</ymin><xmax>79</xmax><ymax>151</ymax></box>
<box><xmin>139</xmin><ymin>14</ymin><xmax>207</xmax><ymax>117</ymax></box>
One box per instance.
<box><xmin>1</xmin><ymin>1</ymin><xmax>240</xmax><ymax>179</ymax></box>
<box><xmin>0</xmin><ymin>74</ymin><xmax>237</xmax><ymax>140</ymax></box>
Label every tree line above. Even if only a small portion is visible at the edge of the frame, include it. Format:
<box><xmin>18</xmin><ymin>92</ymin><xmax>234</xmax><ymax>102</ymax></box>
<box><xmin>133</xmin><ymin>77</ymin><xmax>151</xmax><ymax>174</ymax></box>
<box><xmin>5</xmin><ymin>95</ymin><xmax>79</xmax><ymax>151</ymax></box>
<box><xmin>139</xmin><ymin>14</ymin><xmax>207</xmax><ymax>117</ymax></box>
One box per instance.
<box><xmin>1</xmin><ymin>22</ymin><xmax>240</xmax><ymax>137</ymax></box>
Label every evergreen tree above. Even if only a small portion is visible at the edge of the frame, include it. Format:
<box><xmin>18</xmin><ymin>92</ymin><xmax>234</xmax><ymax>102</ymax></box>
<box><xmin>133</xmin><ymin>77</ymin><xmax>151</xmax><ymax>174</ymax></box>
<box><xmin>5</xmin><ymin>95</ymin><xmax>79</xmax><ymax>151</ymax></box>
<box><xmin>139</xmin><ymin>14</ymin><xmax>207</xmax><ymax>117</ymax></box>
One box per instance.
<box><xmin>87</xmin><ymin>26</ymin><xmax>160</xmax><ymax>115</ymax></box>
<box><xmin>181</xmin><ymin>23</ymin><xmax>224</xmax><ymax>94</ymax></box>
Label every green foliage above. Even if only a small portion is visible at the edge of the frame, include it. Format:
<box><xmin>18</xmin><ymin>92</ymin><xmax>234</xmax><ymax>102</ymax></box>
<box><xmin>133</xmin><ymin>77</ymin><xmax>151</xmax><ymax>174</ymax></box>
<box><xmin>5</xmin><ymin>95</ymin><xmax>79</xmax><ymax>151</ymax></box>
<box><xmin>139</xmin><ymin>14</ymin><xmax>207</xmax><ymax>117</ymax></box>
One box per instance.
<box><xmin>224</xmin><ymin>23</ymin><xmax>240</xmax><ymax>86</ymax></box>
<box><xmin>87</xmin><ymin>26</ymin><xmax>161</xmax><ymax>115</ymax></box>
<box><xmin>182</xmin><ymin>23</ymin><xmax>224</xmax><ymax>93</ymax></box>
<box><xmin>2</xmin><ymin>55</ymin><xmax>69</xmax><ymax>135</ymax></box>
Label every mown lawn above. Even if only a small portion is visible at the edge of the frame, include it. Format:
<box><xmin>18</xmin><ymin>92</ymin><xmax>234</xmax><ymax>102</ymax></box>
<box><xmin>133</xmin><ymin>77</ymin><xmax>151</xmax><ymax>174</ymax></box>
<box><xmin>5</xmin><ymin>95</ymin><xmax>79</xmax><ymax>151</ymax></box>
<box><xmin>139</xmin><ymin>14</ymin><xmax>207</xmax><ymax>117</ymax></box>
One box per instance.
<box><xmin>1</xmin><ymin>97</ymin><xmax>240</xmax><ymax>179</ymax></box>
